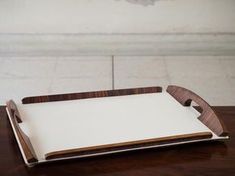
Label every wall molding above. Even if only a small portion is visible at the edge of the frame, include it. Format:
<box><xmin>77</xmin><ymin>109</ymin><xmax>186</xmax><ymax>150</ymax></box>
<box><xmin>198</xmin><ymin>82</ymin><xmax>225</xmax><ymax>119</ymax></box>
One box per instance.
<box><xmin>1</xmin><ymin>33</ymin><xmax>235</xmax><ymax>56</ymax></box>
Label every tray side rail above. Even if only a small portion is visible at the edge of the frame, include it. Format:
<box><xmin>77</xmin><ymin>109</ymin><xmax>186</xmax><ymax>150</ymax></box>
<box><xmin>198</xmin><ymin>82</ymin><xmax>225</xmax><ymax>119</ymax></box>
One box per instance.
<box><xmin>45</xmin><ymin>132</ymin><xmax>213</xmax><ymax>160</ymax></box>
<box><xmin>22</xmin><ymin>87</ymin><xmax>162</xmax><ymax>104</ymax></box>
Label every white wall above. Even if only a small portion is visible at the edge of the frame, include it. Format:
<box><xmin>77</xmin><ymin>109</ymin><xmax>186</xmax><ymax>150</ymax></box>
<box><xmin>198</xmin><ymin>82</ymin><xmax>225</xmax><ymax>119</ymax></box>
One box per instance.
<box><xmin>0</xmin><ymin>0</ymin><xmax>235</xmax><ymax>56</ymax></box>
<box><xmin>0</xmin><ymin>0</ymin><xmax>235</xmax><ymax>105</ymax></box>
<box><xmin>0</xmin><ymin>0</ymin><xmax>235</xmax><ymax>34</ymax></box>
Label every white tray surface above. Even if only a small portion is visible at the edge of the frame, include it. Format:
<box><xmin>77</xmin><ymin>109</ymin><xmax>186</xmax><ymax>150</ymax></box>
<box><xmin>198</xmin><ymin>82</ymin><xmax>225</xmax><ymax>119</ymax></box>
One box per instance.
<box><xmin>17</xmin><ymin>92</ymin><xmax>214</xmax><ymax>161</ymax></box>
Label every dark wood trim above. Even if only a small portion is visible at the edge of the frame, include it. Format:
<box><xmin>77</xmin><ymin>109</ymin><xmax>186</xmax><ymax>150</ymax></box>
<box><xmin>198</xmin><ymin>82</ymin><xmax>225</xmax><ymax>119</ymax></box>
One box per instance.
<box><xmin>22</xmin><ymin>87</ymin><xmax>162</xmax><ymax>104</ymax></box>
<box><xmin>45</xmin><ymin>132</ymin><xmax>212</xmax><ymax>160</ymax></box>
<box><xmin>6</xmin><ymin>100</ymin><xmax>38</xmax><ymax>163</ymax></box>
<box><xmin>166</xmin><ymin>85</ymin><xmax>229</xmax><ymax>137</ymax></box>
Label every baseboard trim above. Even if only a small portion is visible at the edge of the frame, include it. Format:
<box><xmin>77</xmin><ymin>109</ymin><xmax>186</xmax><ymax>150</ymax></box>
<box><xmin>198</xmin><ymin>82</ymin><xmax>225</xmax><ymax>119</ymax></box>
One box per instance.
<box><xmin>1</xmin><ymin>33</ymin><xmax>235</xmax><ymax>56</ymax></box>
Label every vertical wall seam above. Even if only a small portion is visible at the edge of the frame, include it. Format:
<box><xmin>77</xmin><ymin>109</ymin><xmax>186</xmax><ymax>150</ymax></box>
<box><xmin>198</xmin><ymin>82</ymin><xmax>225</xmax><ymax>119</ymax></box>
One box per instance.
<box><xmin>112</xmin><ymin>55</ymin><xmax>115</xmax><ymax>90</ymax></box>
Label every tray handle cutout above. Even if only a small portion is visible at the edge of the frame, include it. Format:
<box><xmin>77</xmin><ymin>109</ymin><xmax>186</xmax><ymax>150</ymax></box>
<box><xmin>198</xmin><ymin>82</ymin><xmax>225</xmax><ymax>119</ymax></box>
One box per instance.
<box><xmin>167</xmin><ymin>85</ymin><xmax>228</xmax><ymax>137</ymax></box>
<box><xmin>6</xmin><ymin>100</ymin><xmax>38</xmax><ymax>163</ymax></box>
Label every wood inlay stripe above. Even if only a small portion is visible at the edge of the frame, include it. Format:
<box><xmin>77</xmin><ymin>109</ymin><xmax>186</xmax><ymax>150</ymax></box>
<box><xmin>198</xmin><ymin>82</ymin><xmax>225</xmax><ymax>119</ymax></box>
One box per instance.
<box><xmin>45</xmin><ymin>132</ymin><xmax>212</xmax><ymax>160</ymax></box>
<box><xmin>22</xmin><ymin>87</ymin><xmax>162</xmax><ymax>104</ymax></box>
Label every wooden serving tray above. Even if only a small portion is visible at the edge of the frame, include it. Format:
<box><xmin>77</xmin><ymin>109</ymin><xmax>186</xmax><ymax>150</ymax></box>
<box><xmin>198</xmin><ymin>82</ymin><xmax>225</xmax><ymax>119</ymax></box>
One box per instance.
<box><xmin>6</xmin><ymin>85</ymin><xmax>229</xmax><ymax>167</ymax></box>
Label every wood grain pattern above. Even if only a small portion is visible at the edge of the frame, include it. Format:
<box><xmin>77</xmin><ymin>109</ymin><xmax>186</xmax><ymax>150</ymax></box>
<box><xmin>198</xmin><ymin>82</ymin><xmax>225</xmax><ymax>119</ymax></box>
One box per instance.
<box><xmin>6</xmin><ymin>100</ymin><xmax>38</xmax><ymax>163</ymax></box>
<box><xmin>45</xmin><ymin>132</ymin><xmax>213</xmax><ymax>160</ymax></box>
<box><xmin>167</xmin><ymin>85</ymin><xmax>228</xmax><ymax>137</ymax></box>
<box><xmin>22</xmin><ymin>87</ymin><xmax>162</xmax><ymax>104</ymax></box>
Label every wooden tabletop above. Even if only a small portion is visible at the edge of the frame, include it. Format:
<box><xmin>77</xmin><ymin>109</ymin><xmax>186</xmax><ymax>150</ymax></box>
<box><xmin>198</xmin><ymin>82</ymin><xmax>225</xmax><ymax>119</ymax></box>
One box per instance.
<box><xmin>0</xmin><ymin>106</ymin><xmax>234</xmax><ymax>176</ymax></box>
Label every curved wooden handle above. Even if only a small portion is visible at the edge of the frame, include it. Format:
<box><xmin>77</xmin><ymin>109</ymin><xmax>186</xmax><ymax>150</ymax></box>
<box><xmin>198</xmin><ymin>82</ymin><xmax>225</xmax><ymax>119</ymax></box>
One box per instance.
<box><xmin>166</xmin><ymin>85</ymin><xmax>228</xmax><ymax>137</ymax></box>
<box><xmin>6</xmin><ymin>100</ymin><xmax>38</xmax><ymax>163</ymax></box>
<box><xmin>7</xmin><ymin>100</ymin><xmax>22</xmax><ymax>123</ymax></box>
